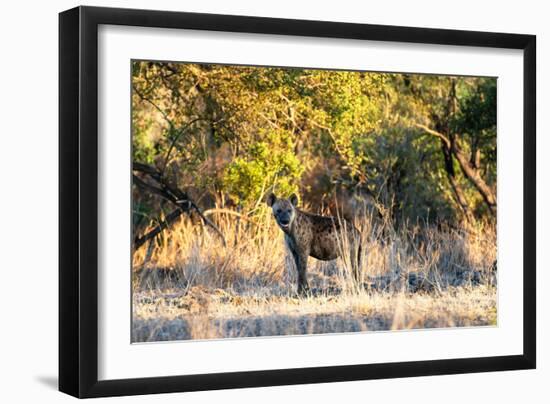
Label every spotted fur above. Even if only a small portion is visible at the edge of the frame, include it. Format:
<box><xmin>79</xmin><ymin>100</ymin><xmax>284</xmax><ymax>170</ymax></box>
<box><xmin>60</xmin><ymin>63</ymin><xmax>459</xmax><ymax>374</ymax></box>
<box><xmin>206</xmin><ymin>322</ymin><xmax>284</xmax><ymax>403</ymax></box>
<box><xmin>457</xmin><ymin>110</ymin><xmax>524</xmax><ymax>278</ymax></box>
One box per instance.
<box><xmin>267</xmin><ymin>193</ymin><xmax>361</xmax><ymax>294</ymax></box>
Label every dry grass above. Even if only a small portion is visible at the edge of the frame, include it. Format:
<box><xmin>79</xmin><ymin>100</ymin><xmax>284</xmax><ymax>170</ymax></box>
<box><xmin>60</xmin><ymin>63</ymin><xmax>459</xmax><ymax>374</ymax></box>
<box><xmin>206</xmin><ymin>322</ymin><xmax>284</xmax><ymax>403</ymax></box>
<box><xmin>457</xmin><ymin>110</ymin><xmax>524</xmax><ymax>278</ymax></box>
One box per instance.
<box><xmin>131</xmin><ymin>209</ymin><xmax>497</xmax><ymax>342</ymax></box>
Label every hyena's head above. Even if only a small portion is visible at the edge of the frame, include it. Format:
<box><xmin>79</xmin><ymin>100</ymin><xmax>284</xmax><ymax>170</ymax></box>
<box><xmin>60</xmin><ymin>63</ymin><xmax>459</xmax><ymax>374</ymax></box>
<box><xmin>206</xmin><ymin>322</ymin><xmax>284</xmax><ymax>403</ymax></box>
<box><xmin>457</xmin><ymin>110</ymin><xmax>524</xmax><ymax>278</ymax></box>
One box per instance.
<box><xmin>267</xmin><ymin>193</ymin><xmax>298</xmax><ymax>231</ymax></box>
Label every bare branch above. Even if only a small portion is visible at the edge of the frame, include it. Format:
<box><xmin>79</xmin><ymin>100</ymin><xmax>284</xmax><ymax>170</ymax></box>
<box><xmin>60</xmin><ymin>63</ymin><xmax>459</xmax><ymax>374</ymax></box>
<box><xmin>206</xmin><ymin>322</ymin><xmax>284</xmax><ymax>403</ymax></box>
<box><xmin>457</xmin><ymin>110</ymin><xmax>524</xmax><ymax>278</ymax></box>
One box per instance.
<box><xmin>162</xmin><ymin>117</ymin><xmax>211</xmax><ymax>175</ymax></box>
<box><xmin>132</xmin><ymin>162</ymin><xmax>226</xmax><ymax>248</ymax></box>
<box><xmin>414</xmin><ymin>123</ymin><xmax>451</xmax><ymax>149</ymax></box>
<box><xmin>132</xmin><ymin>85</ymin><xmax>174</xmax><ymax>129</ymax></box>
<box><xmin>134</xmin><ymin>209</ymin><xmax>184</xmax><ymax>249</ymax></box>
<box><xmin>132</xmin><ymin>174</ymin><xmax>178</xmax><ymax>205</ymax></box>
<box><xmin>188</xmin><ymin>202</ymin><xmax>227</xmax><ymax>247</ymax></box>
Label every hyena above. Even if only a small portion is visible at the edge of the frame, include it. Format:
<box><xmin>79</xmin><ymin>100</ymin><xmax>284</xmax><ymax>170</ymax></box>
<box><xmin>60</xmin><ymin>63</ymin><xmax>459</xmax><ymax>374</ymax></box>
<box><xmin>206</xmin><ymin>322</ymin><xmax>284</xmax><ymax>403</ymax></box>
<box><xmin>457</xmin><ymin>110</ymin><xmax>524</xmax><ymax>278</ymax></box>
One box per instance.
<box><xmin>267</xmin><ymin>193</ymin><xmax>362</xmax><ymax>294</ymax></box>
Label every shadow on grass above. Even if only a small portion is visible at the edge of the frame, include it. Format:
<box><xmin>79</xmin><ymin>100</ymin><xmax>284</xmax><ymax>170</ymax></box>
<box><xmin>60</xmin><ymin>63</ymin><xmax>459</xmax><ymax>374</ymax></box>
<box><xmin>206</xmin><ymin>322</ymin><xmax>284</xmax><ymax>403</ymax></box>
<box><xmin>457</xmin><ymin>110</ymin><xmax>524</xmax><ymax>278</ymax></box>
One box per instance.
<box><xmin>132</xmin><ymin>312</ymin><xmax>395</xmax><ymax>343</ymax></box>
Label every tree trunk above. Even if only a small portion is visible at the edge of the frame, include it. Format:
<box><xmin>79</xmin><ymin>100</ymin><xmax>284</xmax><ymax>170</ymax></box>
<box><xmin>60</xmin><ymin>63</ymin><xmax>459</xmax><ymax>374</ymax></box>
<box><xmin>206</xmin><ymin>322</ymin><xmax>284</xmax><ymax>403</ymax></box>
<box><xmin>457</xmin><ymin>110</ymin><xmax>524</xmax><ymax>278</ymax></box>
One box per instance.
<box><xmin>451</xmin><ymin>141</ymin><xmax>497</xmax><ymax>216</ymax></box>
<box><xmin>440</xmin><ymin>141</ymin><xmax>474</xmax><ymax>222</ymax></box>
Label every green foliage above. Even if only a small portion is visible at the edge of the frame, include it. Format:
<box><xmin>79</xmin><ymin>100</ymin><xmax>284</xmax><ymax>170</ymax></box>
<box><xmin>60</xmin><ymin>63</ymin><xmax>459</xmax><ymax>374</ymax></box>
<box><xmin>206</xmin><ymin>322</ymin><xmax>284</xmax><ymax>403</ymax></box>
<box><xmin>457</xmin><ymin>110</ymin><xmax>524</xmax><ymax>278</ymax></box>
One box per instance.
<box><xmin>132</xmin><ymin>113</ymin><xmax>156</xmax><ymax>164</ymax></box>
<box><xmin>454</xmin><ymin>77</ymin><xmax>497</xmax><ymax>180</ymax></box>
<box><xmin>223</xmin><ymin>129</ymin><xmax>303</xmax><ymax>206</ymax></box>
<box><xmin>132</xmin><ymin>61</ymin><xmax>497</xmax><ymax>224</ymax></box>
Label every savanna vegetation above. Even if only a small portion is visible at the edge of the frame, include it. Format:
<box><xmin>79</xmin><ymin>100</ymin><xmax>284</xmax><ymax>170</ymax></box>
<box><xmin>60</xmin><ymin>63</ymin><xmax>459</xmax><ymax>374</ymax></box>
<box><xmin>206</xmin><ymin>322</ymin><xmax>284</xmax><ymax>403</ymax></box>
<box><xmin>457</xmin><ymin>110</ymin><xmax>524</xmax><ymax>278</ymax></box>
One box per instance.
<box><xmin>131</xmin><ymin>61</ymin><xmax>497</xmax><ymax>342</ymax></box>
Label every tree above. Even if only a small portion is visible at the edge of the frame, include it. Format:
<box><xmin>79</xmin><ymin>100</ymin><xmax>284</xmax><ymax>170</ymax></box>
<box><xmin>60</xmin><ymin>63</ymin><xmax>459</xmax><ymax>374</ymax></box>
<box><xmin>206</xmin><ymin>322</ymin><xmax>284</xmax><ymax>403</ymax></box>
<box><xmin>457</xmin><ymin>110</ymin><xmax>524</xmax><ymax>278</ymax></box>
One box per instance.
<box><xmin>408</xmin><ymin>76</ymin><xmax>497</xmax><ymax>219</ymax></box>
<box><xmin>131</xmin><ymin>61</ymin><xmax>497</xmax><ymax>244</ymax></box>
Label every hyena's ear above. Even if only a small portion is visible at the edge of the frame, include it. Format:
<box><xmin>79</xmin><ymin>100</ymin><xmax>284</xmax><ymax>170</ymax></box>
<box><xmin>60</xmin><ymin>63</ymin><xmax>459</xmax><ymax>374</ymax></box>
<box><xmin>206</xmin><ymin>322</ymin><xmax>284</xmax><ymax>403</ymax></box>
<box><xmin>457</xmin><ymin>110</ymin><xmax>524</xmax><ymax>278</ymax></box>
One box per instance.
<box><xmin>289</xmin><ymin>193</ymin><xmax>299</xmax><ymax>207</ymax></box>
<box><xmin>266</xmin><ymin>193</ymin><xmax>277</xmax><ymax>207</ymax></box>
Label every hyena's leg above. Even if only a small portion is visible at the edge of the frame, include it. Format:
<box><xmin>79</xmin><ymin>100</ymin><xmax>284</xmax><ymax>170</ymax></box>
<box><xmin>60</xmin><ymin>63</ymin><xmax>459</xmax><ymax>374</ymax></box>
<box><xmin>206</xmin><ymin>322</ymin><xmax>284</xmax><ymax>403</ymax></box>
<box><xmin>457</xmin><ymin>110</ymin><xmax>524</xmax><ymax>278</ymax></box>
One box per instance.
<box><xmin>297</xmin><ymin>254</ymin><xmax>310</xmax><ymax>294</ymax></box>
<box><xmin>350</xmin><ymin>239</ymin><xmax>362</xmax><ymax>283</ymax></box>
<box><xmin>291</xmin><ymin>249</ymin><xmax>310</xmax><ymax>294</ymax></box>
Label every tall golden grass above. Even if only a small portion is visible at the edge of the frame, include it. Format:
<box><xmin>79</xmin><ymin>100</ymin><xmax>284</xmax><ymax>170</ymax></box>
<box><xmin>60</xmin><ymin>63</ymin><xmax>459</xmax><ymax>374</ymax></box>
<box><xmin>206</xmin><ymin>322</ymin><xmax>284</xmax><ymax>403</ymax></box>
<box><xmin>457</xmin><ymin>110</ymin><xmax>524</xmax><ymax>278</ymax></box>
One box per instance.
<box><xmin>131</xmin><ymin>207</ymin><xmax>497</xmax><ymax>342</ymax></box>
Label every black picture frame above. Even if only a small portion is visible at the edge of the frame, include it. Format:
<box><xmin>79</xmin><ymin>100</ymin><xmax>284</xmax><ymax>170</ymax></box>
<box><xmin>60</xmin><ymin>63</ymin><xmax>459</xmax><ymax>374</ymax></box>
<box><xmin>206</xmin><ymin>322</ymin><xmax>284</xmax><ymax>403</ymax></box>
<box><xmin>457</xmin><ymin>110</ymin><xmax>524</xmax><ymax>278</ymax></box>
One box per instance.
<box><xmin>59</xmin><ymin>5</ymin><xmax>536</xmax><ymax>398</ymax></box>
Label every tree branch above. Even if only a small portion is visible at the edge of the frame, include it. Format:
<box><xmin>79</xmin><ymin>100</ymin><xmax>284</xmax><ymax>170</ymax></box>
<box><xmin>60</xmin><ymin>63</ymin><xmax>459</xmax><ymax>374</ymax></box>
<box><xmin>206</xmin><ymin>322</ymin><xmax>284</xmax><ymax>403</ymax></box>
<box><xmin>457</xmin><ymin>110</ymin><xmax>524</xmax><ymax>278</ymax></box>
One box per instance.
<box><xmin>413</xmin><ymin>123</ymin><xmax>451</xmax><ymax>149</ymax></box>
<box><xmin>161</xmin><ymin>117</ymin><xmax>212</xmax><ymax>175</ymax></box>
<box><xmin>413</xmin><ymin>124</ymin><xmax>496</xmax><ymax>216</ymax></box>
<box><xmin>132</xmin><ymin>85</ymin><xmax>174</xmax><ymax>129</ymax></box>
<box><xmin>132</xmin><ymin>162</ymin><xmax>226</xmax><ymax>248</ymax></box>
<box><xmin>450</xmin><ymin>141</ymin><xmax>497</xmax><ymax>215</ymax></box>
<box><xmin>134</xmin><ymin>209</ymin><xmax>184</xmax><ymax>249</ymax></box>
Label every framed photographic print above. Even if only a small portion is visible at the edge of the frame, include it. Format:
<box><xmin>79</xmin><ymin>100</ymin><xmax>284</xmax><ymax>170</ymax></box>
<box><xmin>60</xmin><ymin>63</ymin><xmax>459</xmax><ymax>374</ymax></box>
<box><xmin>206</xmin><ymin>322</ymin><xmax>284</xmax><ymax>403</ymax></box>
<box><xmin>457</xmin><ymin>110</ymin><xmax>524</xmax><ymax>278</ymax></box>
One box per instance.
<box><xmin>59</xmin><ymin>6</ymin><xmax>536</xmax><ymax>398</ymax></box>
